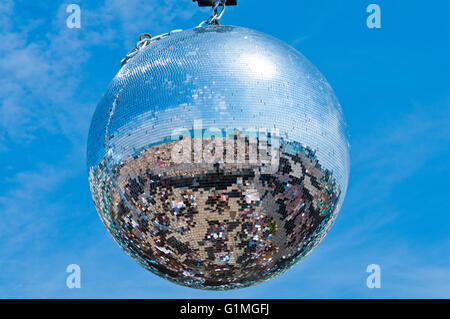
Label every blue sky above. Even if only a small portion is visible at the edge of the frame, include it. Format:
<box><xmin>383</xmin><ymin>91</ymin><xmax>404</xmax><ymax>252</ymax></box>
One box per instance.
<box><xmin>0</xmin><ymin>0</ymin><xmax>449</xmax><ymax>298</ymax></box>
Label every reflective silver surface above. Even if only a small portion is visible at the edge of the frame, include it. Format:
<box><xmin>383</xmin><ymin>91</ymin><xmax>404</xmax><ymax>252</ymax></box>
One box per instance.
<box><xmin>87</xmin><ymin>25</ymin><xmax>350</xmax><ymax>289</ymax></box>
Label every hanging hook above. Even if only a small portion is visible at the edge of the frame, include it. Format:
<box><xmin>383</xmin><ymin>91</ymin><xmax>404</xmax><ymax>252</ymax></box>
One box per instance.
<box><xmin>193</xmin><ymin>0</ymin><xmax>236</xmax><ymax>7</ymax></box>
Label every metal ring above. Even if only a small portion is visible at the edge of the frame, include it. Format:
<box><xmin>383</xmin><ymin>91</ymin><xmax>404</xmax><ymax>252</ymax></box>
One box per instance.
<box><xmin>139</xmin><ymin>33</ymin><xmax>152</xmax><ymax>41</ymax></box>
<box><xmin>121</xmin><ymin>30</ymin><xmax>183</xmax><ymax>66</ymax></box>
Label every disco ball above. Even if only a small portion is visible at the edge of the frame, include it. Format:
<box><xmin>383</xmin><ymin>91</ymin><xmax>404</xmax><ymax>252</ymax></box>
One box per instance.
<box><xmin>87</xmin><ymin>25</ymin><xmax>350</xmax><ymax>290</ymax></box>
